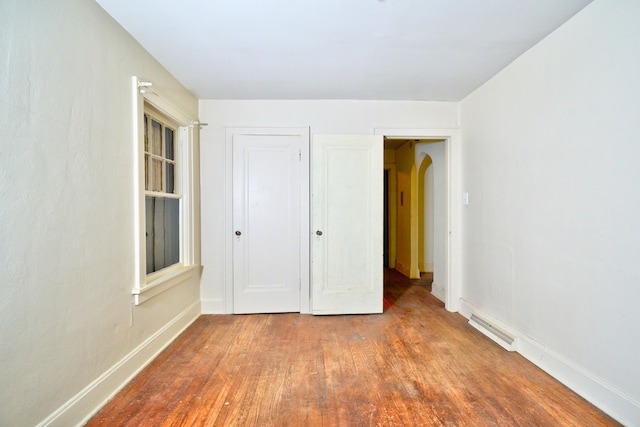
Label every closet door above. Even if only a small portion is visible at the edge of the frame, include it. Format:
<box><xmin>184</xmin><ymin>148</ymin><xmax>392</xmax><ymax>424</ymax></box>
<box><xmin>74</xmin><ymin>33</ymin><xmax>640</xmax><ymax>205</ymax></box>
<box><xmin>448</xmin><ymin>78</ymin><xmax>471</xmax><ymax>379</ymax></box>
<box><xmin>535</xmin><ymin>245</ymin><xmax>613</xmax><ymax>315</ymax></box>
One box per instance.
<box><xmin>312</xmin><ymin>135</ymin><xmax>383</xmax><ymax>314</ymax></box>
<box><xmin>232</xmin><ymin>129</ymin><xmax>308</xmax><ymax>313</ymax></box>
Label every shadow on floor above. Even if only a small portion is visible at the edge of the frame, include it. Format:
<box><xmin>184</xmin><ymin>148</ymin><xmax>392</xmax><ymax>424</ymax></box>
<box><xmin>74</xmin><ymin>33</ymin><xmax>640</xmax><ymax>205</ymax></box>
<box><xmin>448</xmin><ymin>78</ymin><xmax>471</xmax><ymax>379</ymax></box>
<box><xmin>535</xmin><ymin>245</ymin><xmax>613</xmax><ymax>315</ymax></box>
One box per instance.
<box><xmin>383</xmin><ymin>267</ymin><xmax>433</xmax><ymax>312</ymax></box>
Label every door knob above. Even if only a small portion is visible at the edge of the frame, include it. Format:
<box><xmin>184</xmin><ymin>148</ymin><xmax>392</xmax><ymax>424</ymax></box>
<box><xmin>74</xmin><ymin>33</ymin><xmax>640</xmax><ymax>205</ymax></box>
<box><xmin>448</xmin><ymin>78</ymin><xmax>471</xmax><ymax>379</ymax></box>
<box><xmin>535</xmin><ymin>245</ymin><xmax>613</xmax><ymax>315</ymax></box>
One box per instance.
<box><xmin>316</xmin><ymin>230</ymin><xmax>323</xmax><ymax>236</ymax></box>
<box><xmin>235</xmin><ymin>231</ymin><xmax>242</xmax><ymax>236</ymax></box>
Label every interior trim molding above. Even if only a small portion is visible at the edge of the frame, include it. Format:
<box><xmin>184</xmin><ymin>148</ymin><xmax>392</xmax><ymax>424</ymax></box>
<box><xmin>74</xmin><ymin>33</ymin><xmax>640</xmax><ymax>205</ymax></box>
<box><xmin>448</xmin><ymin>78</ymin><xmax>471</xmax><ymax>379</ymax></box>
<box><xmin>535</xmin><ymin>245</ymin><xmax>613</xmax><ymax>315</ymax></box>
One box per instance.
<box><xmin>458</xmin><ymin>299</ymin><xmax>639</xmax><ymax>426</ymax></box>
<box><xmin>133</xmin><ymin>265</ymin><xmax>201</xmax><ymax>305</ymax></box>
<box><xmin>431</xmin><ymin>281</ymin><xmax>445</xmax><ymax>302</ymax></box>
<box><xmin>394</xmin><ymin>261</ymin><xmax>411</xmax><ymax>279</ymax></box>
<box><xmin>374</xmin><ymin>127</ymin><xmax>461</xmax><ymax>313</ymax></box>
<box><xmin>36</xmin><ymin>300</ymin><xmax>201</xmax><ymax>427</ymax></box>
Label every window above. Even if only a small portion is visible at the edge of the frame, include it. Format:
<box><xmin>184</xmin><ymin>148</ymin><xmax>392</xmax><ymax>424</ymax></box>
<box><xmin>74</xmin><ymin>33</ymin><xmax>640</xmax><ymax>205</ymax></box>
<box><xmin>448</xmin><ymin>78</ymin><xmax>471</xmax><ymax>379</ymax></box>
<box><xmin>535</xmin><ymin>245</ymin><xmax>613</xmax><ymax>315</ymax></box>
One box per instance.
<box><xmin>144</xmin><ymin>104</ymin><xmax>180</xmax><ymax>274</ymax></box>
<box><xmin>132</xmin><ymin>77</ymin><xmax>201</xmax><ymax>305</ymax></box>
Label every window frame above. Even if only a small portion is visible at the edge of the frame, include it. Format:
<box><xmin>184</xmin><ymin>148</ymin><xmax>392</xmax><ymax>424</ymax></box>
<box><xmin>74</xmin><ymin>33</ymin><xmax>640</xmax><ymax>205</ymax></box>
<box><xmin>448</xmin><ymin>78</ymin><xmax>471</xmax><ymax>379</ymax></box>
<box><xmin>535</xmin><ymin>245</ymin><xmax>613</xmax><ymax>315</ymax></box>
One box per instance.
<box><xmin>144</xmin><ymin>105</ymin><xmax>179</xmax><ymax>197</ymax></box>
<box><xmin>144</xmin><ymin>104</ymin><xmax>181</xmax><ymax>276</ymax></box>
<box><xmin>132</xmin><ymin>77</ymin><xmax>201</xmax><ymax>305</ymax></box>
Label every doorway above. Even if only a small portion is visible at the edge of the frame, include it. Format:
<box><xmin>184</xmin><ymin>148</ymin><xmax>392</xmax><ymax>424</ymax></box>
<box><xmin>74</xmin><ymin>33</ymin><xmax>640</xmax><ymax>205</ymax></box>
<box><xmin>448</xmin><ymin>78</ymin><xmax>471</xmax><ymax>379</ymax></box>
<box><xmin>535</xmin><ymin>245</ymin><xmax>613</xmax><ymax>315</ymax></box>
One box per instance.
<box><xmin>416</xmin><ymin>140</ymin><xmax>446</xmax><ymax>300</ymax></box>
<box><xmin>383</xmin><ymin>137</ymin><xmax>445</xmax><ymax>299</ymax></box>
<box><xmin>384</xmin><ymin>169</ymin><xmax>389</xmax><ymax>267</ymax></box>
<box><xmin>377</xmin><ymin>128</ymin><xmax>461</xmax><ymax>312</ymax></box>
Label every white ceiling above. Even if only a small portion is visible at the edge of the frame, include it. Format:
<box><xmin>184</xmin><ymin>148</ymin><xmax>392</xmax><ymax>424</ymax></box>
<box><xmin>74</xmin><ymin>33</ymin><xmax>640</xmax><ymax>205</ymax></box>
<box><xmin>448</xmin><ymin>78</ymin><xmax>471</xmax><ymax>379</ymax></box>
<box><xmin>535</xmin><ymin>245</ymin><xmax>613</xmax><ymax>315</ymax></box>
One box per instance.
<box><xmin>96</xmin><ymin>0</ymin><xmax>592</xmax><ymax>101</ymax></box>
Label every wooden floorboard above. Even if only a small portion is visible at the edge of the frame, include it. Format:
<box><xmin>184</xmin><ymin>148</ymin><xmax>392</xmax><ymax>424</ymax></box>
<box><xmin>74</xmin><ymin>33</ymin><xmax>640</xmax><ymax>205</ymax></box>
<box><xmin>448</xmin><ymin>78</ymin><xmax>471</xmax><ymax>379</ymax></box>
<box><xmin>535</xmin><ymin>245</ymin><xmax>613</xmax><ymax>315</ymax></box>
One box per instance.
<box><xmin>86</xmin><ymin>269</ymin><xmax>619</xmax><ymax>426</ymax></box>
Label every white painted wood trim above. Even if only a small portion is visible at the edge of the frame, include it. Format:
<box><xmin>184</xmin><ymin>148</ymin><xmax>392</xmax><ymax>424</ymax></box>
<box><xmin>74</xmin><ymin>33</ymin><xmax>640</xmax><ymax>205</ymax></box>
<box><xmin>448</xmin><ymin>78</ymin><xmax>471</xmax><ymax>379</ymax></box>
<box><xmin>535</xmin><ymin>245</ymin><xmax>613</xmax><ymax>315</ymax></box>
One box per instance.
<box><xmin>384</xmin><ymin>163</ymin><xmax>397</xmax><ymax>269</ymax></box>
<box><xmin>36</xmin><ymin>300</ymin><xmax>201</xmax><ymax>427</ymax></box>
<box><xmin>374</xmin><ymin>127</ymin><xmax>461</xmax><ymax>313</ymax></box>
<box><xmin>132</xmin><ymin>265</ymin><xmax>202</xmax><ymax>305</ymax></box>
<box><xmin>137</xmin><ymin>80</ymin><xmax>193</xmax><ymax>126</ymax></box>
<box><xmin>431</xmin><ymin>281</ymin><xmax>445</xmax><ymax>303</ymax></box>
<box><xmin>516</xmin><ymin>337</ymin><xmax>640</xmax><ymax>426</ymax></box>
<box><xmin>458</xmin><ymin>299</ymin><xmax>640</xmax><ymax>426</ymax></box>
<box><xmin>132</xmin><ymin>77</ymin><xmax>146</xmax><ymax>290</ymax></box>
<box><xmin>132</xmin><ymin>76</ymin><xmax>202</xmax><ymax>302</ymax></box>
<box><xmin>299</xmin><ymin>129</ymin><xmax>311</xmax><ymax>314</ymax></box>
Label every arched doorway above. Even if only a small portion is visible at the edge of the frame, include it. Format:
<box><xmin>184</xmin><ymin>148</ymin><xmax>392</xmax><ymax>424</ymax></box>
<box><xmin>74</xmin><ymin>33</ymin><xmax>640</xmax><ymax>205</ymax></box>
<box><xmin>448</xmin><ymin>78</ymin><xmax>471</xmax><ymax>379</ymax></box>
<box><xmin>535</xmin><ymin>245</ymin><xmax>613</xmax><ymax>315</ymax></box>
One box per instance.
<box><xmin>418</xmin><ymin>153</ymin><xmax>434</xmax><ymax>274</ymax></box>
<box><xmin>416</xmin><ymin>140</ymin><xmax>446</xmax><ymax>301</ymax></box>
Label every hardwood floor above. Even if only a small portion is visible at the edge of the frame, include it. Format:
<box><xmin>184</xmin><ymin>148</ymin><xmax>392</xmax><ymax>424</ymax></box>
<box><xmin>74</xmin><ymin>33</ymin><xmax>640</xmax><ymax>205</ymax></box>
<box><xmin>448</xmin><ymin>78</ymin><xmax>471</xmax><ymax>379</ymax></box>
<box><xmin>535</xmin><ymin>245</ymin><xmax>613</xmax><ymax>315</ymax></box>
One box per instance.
<box><xmin>86</xmin><ymin>269</ymin><xmax>619</xmax><ymax>426</ymax></box>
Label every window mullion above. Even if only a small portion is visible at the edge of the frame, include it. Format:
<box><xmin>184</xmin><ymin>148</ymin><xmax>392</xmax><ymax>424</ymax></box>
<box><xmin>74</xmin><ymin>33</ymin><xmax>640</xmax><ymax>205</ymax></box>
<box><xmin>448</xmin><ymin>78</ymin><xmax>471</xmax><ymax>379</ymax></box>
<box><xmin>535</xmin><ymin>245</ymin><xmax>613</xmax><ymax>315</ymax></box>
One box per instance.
<box><xmin>161</xmin><ymin>122</ymin><xmax>167</xmax><ymax>194</ymax></box>
<box><xmin>145</xmin><ymin>190</ymin><xmax>181</xmax><ymax>199</ymax></box>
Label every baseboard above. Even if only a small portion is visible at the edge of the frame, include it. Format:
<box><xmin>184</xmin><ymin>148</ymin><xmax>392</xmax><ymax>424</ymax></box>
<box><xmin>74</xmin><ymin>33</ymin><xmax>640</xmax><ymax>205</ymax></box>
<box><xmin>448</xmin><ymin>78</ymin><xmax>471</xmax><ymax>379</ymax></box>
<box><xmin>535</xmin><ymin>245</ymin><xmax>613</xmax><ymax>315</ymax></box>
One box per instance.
<box><xmin>458</xmin><ymin>298</ymin><xmax>474</xmax><ymax>319</ymax></box>
<box><xmin>37</xmin><ymin>300</ymin><xmax>201</xmax><ymax>427</ymax></box>
<box><xmin>431</xmin><ymin>282</ymin><xmax>445</xmax><ymax>303</ymax></box>
<box><xmin>395</xmin><ymin>261</ymin><xmax>411</xmax><ymax>278</ymax></box>
<box><xmin>201</xmin><ymin>297</ymin><xmax>225</xmax><ymax>314</ymax></box>
<box><xmin>468</xmin><ymin>313</ymin><xmax>516</xmax><ymax>352</ymax></box>
<box><xmin>517</xmin><ymin>336</ymin><xmax>640</xmax><ymax>426</ymax></box>
<box><xmin>458</xmin><ymin>299</ymin><xmax>639</xmax><ymax>426</ymax></box>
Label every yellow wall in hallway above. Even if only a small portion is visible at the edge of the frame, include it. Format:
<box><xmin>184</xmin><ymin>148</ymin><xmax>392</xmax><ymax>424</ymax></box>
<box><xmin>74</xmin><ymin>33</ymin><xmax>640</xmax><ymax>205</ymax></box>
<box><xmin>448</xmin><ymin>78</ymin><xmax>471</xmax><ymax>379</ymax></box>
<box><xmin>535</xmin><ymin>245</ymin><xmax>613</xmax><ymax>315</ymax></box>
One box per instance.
<box><xmin>394</xmin><ymin>141</ymin><xmax>420</xmax><ymax>279</ymax></box>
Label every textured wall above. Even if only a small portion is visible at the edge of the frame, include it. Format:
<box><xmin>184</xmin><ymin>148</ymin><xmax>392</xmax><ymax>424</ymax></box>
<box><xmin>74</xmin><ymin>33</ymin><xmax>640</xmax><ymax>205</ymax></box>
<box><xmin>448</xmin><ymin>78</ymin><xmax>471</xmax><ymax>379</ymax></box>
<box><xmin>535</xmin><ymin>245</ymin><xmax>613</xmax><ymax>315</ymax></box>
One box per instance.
<box><xmin>0</xmin><ymin>1</ymin><xmax>199</xmax><ymax>425</ymax></box>
<box><xmin>460</xmin><ymin>0</ymin><xmax>640</xmax><ymax>423</ymax></box>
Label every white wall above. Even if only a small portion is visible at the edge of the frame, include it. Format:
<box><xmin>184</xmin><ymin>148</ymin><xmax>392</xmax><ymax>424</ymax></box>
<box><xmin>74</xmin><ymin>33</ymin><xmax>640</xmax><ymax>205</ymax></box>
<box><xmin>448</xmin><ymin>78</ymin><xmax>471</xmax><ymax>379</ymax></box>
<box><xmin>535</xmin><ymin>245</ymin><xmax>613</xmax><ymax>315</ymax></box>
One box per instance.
<box><xmin>459</xmin><ymin>0</ymin><xmax>640</xmax><ymax>423</ymax></box>
<box><xmin>199</xmin><ymin>100</ymin><xmax>458</xmax><ymax>312</ymax></box>
<box><xmin>416</xmin><ymin>141</ymin><xmax>446</xmax><ymax>299</ymax></box>
<box><xmin>0</xmin><ymin>1</ymin><xmax>200</xmax><ymax>425</ymax></box>
<box><xmin>424</xmin><ymin>161</ymin><xmax>434</xmax><ymax>271</ymax></box>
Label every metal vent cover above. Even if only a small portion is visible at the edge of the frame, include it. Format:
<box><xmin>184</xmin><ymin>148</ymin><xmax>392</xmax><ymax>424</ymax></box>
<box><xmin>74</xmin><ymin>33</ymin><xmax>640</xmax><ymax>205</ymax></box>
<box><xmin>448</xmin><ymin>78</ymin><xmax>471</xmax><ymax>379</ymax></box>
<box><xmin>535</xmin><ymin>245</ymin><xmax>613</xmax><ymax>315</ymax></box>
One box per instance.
<box><xmin>469</xmin><ymin>314</ymin><xmax>515</xmax><ymax>350</ymax></box>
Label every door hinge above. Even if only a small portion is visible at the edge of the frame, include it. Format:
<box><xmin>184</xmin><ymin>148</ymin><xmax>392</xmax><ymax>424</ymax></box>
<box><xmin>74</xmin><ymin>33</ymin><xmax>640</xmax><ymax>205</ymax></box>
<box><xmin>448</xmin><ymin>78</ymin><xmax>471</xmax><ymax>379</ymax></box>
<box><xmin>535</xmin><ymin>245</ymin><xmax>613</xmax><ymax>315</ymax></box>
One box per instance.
<box><xmin>299</xmin><ymin>149</ymin><xmax>302</xmax><ymax>161</ymax></box>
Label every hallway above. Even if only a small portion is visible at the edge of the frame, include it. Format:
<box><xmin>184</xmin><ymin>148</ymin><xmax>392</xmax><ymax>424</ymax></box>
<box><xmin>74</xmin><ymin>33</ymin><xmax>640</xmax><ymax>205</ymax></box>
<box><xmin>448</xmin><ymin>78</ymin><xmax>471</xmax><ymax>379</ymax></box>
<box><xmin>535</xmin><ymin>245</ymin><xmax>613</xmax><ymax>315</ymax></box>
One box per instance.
<box><xmin>87</xmin><ymin>269</ymin><xmax>618</xmax><ymax>426</ymax></box>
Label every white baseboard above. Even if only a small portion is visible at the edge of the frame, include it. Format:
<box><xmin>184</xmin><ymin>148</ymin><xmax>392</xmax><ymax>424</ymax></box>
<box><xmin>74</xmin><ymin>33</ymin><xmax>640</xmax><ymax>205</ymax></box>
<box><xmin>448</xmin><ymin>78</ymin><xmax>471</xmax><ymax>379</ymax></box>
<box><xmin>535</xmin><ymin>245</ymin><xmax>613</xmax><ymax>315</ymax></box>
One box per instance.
<box><xmin>517</xmin><ymin>336</ymin><xmax>640</xmax><ymax>426</ymax></box>
<box><xmin>458</xmin><ymin>299</ymin><xmax>640</xmax><ymax>426</ymax></box>
<box><xmin>431</xmin><ymin>282</ymin><xmax>445</xmax><ymax>302</ymax></box>
<box><xmin>201</xmin><ymin>297</ymin><xmax>225</xmax><ymax>314</ymax></box>
<box><xmin>37</xmin><ymin>300</ymin><xmax>201</xmax><ymax>427</ymax></box>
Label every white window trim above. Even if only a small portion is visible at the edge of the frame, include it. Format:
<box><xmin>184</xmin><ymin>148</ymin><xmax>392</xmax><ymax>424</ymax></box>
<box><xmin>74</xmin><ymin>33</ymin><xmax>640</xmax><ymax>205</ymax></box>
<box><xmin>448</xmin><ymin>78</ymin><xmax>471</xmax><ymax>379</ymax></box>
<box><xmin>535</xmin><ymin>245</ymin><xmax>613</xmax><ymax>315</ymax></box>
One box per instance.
<box><xmin>132</xmin><ymin>76</ymin><xmax>201</xmax><ymax>305</ymax></box>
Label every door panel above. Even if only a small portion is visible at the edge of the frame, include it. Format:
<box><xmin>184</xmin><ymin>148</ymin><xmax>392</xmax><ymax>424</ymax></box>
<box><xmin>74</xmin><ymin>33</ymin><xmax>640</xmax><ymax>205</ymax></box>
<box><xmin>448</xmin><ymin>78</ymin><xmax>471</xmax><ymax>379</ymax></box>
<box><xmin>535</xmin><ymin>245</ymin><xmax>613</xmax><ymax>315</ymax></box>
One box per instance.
<box><xmin>312</xmin><ymin>135</ymin><xmax>383</xmax><ymax>314</ymax></box>
<box><xmin>233</xmin><ymin>133</ymin><xmax>304</xmax><ymax>313</ymax></box>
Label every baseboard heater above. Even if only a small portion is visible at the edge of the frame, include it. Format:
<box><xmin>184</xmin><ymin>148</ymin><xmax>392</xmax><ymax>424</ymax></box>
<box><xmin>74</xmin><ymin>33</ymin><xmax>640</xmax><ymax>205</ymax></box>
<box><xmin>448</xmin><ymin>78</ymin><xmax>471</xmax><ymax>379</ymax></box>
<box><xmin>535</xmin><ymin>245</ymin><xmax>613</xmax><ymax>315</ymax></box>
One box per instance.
<box><xmin>469</xmin><ymin>314</ymin><xmax>516</xmax><ymax>351</ymax></box>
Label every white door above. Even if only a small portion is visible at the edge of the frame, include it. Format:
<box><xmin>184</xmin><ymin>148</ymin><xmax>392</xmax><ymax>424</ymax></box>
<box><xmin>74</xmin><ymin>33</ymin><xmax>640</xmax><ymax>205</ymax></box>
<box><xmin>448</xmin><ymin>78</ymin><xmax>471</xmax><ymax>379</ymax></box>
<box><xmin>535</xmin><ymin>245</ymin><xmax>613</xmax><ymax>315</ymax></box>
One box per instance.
<box><xmin>232</xmin><ymin>130</ymin><xmax>307</xmax><ymax>313</ymax></box>
<box><xmin>312</xmin><ymin>135</ymin><xmax>384</xmax><ymax>314</ymax></box>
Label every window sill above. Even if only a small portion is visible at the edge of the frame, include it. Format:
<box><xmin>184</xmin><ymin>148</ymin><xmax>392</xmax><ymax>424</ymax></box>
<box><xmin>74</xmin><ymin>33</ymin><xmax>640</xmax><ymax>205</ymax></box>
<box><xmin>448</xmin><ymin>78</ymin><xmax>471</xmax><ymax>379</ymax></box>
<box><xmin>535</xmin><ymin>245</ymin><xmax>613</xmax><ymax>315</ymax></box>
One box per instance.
<box><xmin>132</xmin><ymin>265</ymin><xmax>201</xmax><ymax>305</ymax></box>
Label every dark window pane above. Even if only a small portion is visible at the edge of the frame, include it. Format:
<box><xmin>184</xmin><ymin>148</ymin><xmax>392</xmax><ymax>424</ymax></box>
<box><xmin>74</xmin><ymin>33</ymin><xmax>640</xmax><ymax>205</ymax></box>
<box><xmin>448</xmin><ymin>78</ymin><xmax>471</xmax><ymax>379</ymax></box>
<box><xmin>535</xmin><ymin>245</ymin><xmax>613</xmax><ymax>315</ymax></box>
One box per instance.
<box><xmin>166</xmin><ymin>162</ymin><xmax>175</xmax><ymax>193</ymax></box>
<box><xmin>145</xmin><ymin>196</ymin><xmax>180</xmax><ymax>274</ymax></box>
<box><xmin>144</xmin><ymin>154</ymin><xmax>149</xmax><ymax>190</ymax></box>
<box><xmin>151</xmin><ymin>119</ymin><xmax>162</xmax><ymax>155</ymax></box>
<box><xmin>151</xmin><ymin>158</ymin><xmax>162</xmax><ymax>192</ymax></box>
<box><xmin>144</xmin><ymin>114</ymin><xmax>149</xmax><ymax>152</ymax></box>
<box><xmin>165</xmin><ymin>128</ymin><xmax>174</xmax><ymax>160</ymax></box>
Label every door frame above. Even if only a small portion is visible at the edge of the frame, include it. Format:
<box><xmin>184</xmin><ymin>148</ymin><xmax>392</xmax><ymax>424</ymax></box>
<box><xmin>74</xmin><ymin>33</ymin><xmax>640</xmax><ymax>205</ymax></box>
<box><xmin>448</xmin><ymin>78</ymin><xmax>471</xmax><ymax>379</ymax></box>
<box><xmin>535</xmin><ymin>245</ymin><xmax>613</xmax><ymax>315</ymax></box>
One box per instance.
<box><xmin>383</xmin><ymin>164</ymin><xmax>398</xmax><ymax>269</ymax></box>
<box><xmin>225</xmin><ymin>127</ymin><xmax>310</xmax><ymax>314</ymax></box>
<box><xmin>375</xmin><ymin>128</ymin><xmax>461</xmax><ymax>313</ymax></box>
